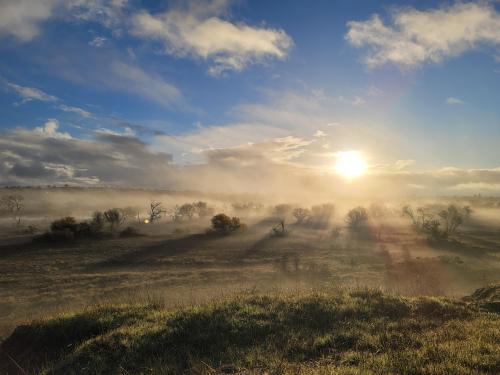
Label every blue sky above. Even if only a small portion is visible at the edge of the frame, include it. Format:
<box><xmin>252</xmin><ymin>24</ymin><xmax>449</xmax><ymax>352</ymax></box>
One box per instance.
<box><xmin>0</xmin><ymin>0</ymin><xmax>499</xmax><ymax>195</ymax></box>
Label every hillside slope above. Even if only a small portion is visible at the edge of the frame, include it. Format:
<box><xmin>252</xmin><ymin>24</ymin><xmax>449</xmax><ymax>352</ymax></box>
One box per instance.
<box><xmin>1</xmin><ymin>287</ymin><xmax>499</xmax><ymax>374</ymax></box>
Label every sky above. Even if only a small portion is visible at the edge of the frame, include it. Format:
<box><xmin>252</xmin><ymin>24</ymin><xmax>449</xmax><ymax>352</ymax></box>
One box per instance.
<box><xmin>0</xmin><ymin>0</ymin><xmax>499</xmax><ymax>196</ymax></box>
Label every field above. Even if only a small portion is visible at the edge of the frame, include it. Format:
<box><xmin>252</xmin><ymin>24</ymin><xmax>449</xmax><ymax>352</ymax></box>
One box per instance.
<box><xmin>0</xmin><ymin>188</ymin><xmax>500</xmax><ymax>373</ymax></box>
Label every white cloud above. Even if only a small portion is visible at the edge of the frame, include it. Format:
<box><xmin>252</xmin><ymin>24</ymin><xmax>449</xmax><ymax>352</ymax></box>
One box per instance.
<box><xmin>34</xmin><ymin>119</ymin><xmax>72</xmax><ymax>139</ymax></box>
<box><xmin>58</xmin><ymin>104</ymin><xmax>92</xmax><ymax>117</ymax></box>
<box><xmin>5</xmin><ymin>81</ymin><xmax>58</xmax><ymax>104</ymax></box>
<box><xmin>0</xmin><ymin>0</ymin><xmax>128</xmax><ymax>42</ymax></box>
<box><xmin>446</xmin><ymin>97</ymin><xmax>464</xmax><ymax>105</ymax></box>
<box><xmin>131</xmin><ymin>1</ymin><xmax>293</xmax><ymax>75</ymax></box>
<box><xmin>95</xmin><ymin>126</ymin><xmax>135</xmax><ymax>137</ymax></box>
<box><xmin>0</xmin><ymin>0</ymin><xmax>58</xmax><ymax>41</ymax></box>
<box><xmin>89</xmin><ymin>36</ymin><xmax>107</xmax><ymax>47</ymax></box>
<box><xmin>346</xmin><ymin>2</ymin><xmax>500</xmax><ymax>68</ymax></box>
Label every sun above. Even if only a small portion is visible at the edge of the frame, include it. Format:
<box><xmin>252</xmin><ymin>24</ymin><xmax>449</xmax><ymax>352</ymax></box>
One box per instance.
<box><xmin>334</xmin><ymin>151</ymin><xmax>367</xmax><ymax>178</ymax></box>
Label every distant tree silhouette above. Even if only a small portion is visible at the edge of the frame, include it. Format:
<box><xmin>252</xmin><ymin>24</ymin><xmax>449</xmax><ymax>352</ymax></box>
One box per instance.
<box><xmin>0</xmin><ymin>194</ymin><xmax>24</xmax><ymax>227</ymax></box>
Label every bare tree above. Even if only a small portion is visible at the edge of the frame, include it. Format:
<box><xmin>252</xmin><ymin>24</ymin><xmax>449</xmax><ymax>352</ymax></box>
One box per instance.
<box><xmin>103</xmin><ymin>208</ymin><xmax>126</xmax><ymax>230</ymax></box>
<box><xmin>292</xmin><ymin>208</ymin><xmax>310</xmax><ymax>224</ymax></box>
<box><xmin>1</xmin><ymin>194</ymin><xmax>24</xmax><ymax>227</ymax></box>
<box><xmin>438</xmin><ymin>205</ymin><xmax>465</xmax><ymax>238</ymax></box>
<box><xmin>148</xmin><ymin>200</ymin><xmax>165</xmax><ymax>223</ymax></box>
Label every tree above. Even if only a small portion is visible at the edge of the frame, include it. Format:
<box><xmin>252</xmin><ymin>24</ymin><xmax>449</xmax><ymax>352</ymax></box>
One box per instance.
<box><xmin>292</xmin><ymin>208</ymin><xmax>310</xmax><ymax>224</ymax></box>
<box><xmin>103</xmin><ymin>208</ymin><xmax>126</xmax><ymax>230</ymax></box>
<box><xmin>0</xmin><ymin>194</ymin><xmax>24</xmax><ymax>227</ymax></box>
<box><xmin>174</xmin><ymin>203</ymin><xmax>196</xmax><ymax>221</ymax></box>
<box><xmin>148</xmin><ymin>200</ymin><xmax>165</xmax><ymax>222</ymax></box>
<box><xmin>210</xmin><ymin>213</ymin><xmax>245</xmax><ymax>234</ymax></box>
<box><xmin>308</xmin><ymin>204</ymin><xmax>335</xmax><ymax>229</ymax></box>
<box><xmin>438</xmin><ymin>205</ymin><xmax>465</xmax><ymax>238</ymax></box>
<box><xmin>345</xmin><ymin>207</ymin><xmax>368</xmax><ymax>231</ymax></box>
<box><xmin>193</xmin><ymin>201</ymin><xmax>214</xmax><ymax>218</ymax></box>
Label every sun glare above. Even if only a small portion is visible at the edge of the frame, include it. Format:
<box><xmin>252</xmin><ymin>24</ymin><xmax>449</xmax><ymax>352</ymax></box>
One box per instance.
<box><xmin>334</xmin><ymin>151</ymin><xmax>367</xmax><ymax>178</ymax></box>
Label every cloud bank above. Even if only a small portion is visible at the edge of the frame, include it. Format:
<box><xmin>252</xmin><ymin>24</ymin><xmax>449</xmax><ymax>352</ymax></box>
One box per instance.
<box><xmin>2</xmin><ymin>117</ymin><xmax>500</xmax><ymax>198</ymax></box>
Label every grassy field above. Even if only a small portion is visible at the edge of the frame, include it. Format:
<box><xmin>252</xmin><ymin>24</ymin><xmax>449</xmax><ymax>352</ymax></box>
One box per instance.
<box><xmin>1</xmin><ymin>189</ymin><xmax>500</xmax><ymax>373</ymax></box>
<box><xmin>1</xmin><ymin>287</ymin><xmax>499</xmax><ymax>374</ymax></box>
<box><xmin>1</xmin><ymin>212</ymin><xmax>500</xmax><ymax>340</ymax></box>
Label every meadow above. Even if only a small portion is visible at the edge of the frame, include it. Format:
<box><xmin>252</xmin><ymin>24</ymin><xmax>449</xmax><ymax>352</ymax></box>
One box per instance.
<box><xmin>0</xmin><ymin>187</ymin><xmax>499</xmax><ymax>374</ymax></box>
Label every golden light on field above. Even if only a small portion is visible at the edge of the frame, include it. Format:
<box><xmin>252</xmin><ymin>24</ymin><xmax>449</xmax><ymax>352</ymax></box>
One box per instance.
<box><xmin>334</xmin><ymin>151</ymin><xmax>367</xmax><ymax>178</ymax></box>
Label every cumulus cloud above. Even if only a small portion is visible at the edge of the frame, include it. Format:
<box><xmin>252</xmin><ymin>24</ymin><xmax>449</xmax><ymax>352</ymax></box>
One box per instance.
<box><xmin>4</xmin><ymin>81</ymin><xmax>58</xmax><ymax>104</ymax></box>
<box><xmin>446</xmin><ymin>97</ymin><xmax>464</xmax><ymax>105</ymax></box>
<box><xmin>131</xmin><ymin>0</ymin><xmax>293</xmax><ymax>75</ymax></box>
<box><xmin>34</xmin><ymin>119</ymin><xmax>72</xmax><ymax>139</ymax></box>
<box><xmin>346</xmin><ymin>2</ymin><xmax>500</xmax><ymax>68</ymax></box>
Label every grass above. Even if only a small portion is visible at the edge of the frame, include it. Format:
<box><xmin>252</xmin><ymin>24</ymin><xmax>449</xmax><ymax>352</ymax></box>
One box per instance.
<box><xmin>1</xmin><ymin>287</ymin><xmax>499</xmax><ymax>374</ymax></box>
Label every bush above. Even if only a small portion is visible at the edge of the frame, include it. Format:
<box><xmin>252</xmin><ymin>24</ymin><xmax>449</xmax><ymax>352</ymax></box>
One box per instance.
<box><xmin>271</xmin><ymin>219</ymin><xmax>288</xmax><ymax>237</ymax></box>
<box><xmin>50</xmin><ymin>217</ymin><xmax>78</xmax><ymax>234</ymax></box>
<box><xmin>38</xmin><ymin>215</ymin><xmax>113</xmax><ymax>242</ymax></box>
<box><xmin>209</xmin><ymin>213</ymin><xmax>246</xmax><ymax>234</ymax></box>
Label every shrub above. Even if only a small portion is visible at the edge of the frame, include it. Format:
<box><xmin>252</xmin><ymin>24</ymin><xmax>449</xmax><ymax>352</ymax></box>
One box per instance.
<box><xmin>271</xmin><ymin>219</ymin><xmax>288</xmax><ymax>237</ymax></box>
<box><xmin>50</xmin><ymin>217</ymin><xmax>78</xmax><ymax>234</ymax></box>
<box><xmin>209</xmin><ymin>213</ymin><xmax>246</xmax><ymax>234</ymax></box>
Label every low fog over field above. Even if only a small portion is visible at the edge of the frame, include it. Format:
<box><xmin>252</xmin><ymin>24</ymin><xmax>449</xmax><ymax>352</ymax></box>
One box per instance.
<box><xmin>1</xmin><ymin>186</ymin><xmax>499</xmax><ymax>340</ymax></box>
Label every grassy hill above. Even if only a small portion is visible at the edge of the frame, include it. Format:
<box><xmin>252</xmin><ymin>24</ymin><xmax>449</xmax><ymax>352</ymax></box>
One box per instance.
<box><xmin>1</xmin><ymin>286</ymin><xmax>499</xmax><ymax>374</ymax></box>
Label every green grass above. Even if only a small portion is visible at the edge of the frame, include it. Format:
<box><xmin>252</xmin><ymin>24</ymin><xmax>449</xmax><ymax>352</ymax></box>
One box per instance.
<box><xmin>1</xmin><ymin>287</ymin><xmax>499</xmax><ymax>374</ymax></box>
